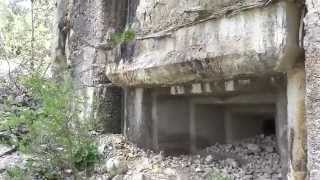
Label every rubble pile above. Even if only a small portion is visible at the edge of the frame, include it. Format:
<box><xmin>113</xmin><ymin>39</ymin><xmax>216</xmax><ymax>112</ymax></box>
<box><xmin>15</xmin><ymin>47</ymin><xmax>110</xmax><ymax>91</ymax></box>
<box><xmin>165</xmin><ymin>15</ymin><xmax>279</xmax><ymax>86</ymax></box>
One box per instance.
<box><xmin>91</xmin><ymin>134</ymin><xmax>281</xmax><ymax>180</ymax></box>
<box><xmin>0</xmin><ymin>132</ymin><xmax>281</xmax><ymax>179</ymax></box>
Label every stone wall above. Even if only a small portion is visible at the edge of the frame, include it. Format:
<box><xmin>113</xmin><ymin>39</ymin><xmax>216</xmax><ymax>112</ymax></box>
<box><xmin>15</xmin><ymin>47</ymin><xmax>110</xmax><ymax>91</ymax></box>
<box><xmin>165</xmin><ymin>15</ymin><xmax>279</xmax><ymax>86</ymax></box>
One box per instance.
<box><xmin>304</xmin><ymin>0</ymin><xmax>320</xmax><ymax>179</ymax></box>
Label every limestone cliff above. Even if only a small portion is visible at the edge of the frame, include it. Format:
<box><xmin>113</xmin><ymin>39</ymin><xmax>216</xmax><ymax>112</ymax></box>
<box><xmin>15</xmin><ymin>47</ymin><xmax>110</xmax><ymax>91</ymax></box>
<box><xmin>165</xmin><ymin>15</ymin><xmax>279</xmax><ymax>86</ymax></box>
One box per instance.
<box><xmin>53</xmin><ymin>0</ymin><xmax>127</xmax><ymax>132</ymax></box>
<box><xmin>305</xmin><ymin>0</ymin><xmax>320</xmax><ymax>179</ymax></box>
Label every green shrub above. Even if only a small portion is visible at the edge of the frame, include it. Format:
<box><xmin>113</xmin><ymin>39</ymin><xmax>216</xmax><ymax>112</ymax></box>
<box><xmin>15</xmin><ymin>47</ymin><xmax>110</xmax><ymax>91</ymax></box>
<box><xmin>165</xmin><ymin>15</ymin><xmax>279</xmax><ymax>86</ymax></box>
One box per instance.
<box><xmin>73</xmin><ymin>141</ymin><xmax>100</xmax><ymax>171</ymax></box>
<box><xmin>1</xmin><ymin>72</ymin><xmax>100</xmax><ymax>179</ymax></box>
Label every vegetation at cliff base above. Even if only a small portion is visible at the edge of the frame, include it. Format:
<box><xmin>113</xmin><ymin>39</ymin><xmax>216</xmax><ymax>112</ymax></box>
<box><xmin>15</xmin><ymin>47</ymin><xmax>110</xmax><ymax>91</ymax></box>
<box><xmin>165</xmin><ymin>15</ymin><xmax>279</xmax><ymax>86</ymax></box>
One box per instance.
<box><xmin>0</xmin><ymin>1</ymin><xmax>100</xmax><ymax>179</ymax></box>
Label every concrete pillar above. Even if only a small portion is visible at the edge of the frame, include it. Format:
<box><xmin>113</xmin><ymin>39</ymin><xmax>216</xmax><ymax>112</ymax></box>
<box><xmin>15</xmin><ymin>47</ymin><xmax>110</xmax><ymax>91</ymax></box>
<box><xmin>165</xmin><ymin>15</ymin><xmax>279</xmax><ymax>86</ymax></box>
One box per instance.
<box><xmin>124</xmin><ymin>88</ymin><xmax>153</xmax><ymax>149</ymax></box>
<box><xmin>152</xmin><ymin>92</ymin><xmax>159</xmax><ymax>150</ymax></box>
<box><xmin>276</xmin><ymin>82</ymin><xmax>288</xmax><ymax>179</ymax></box>
<box><xmin>287</xmin><ymin>65</ymin><xmax>307</xmax><ymax>180</ymax></box>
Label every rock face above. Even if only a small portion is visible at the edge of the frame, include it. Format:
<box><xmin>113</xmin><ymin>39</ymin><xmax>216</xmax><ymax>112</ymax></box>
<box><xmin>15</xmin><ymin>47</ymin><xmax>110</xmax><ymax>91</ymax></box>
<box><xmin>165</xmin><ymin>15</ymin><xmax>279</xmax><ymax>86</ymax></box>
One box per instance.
<box><xmin>53</xmin><ymin>0</ymin><xmax>126</xmax><ymax>132</ymax></box>
<box><xmin>304</xmin><ymin>0</ymin><xmax>320</xmax><ymax>179</ymax></box>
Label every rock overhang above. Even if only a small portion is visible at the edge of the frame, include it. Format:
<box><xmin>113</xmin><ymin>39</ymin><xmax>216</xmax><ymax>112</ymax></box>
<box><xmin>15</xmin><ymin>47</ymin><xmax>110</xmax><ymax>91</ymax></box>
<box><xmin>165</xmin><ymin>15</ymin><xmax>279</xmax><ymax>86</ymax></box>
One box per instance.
<box><xmin>106</xmin><ymin>1</ymin><xmax>303</xmax><ymax>87</ymax></box>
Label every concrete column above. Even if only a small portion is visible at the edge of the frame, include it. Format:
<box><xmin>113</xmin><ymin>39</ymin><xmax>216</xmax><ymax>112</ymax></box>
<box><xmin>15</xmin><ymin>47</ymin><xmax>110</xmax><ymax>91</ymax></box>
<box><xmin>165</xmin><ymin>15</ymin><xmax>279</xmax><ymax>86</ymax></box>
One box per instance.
<box><xmin>287</xmin><ymin>65</ymin><xmax>307</xmax><ymax>180</ymax></box>
<box><xmin>276</xmin><ymin>82</ymin><xmax>288</xmax><ymax>179</ymax></box>
<box><xmin>152</xmin><ymin>92</ymin><xmax>159</xmax><ymax>150</ymax></box>
<box><xmin>124</xmin><ymin>88</ymin><xmax>153</xmax><ymax>149</ymax></box>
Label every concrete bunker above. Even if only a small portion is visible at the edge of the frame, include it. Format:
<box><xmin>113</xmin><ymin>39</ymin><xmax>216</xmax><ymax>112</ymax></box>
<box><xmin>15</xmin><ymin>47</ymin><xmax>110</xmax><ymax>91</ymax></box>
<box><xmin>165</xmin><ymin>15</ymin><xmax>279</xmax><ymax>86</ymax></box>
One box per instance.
<box><xmin>122</xmin><ymin>73</ymin><xmax>296</xmax><ymax>178</ymax></box>
<box><xmin>122</xmin><ymin>76</ymin><xmax>285</xmax><ymax>153</ymax></box>
<box><xmin>57</xmin><ymin>0</ymin><xmax>312</xmax><ymax>177</ymax></box>
<box><xmin>104</xmin><ymin>0</ymin><xmax>306</xmax><ymax>178</ymax></box>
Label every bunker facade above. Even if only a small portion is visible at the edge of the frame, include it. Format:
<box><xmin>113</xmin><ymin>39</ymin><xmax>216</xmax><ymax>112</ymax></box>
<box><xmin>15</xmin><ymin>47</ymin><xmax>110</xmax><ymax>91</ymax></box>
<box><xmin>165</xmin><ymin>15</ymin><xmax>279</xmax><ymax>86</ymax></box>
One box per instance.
<box><xmin>55</xmin><ymin>0</ymin><xmax>320</xmax><ymax>179</ymax></box>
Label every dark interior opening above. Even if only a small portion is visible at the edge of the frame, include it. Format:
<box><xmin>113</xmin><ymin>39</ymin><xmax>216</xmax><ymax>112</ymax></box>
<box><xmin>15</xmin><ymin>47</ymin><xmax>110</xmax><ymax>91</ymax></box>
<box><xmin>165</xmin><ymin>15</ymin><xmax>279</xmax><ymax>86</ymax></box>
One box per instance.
<box><xmin>193</xmin><ymin>104</ymin><xmax>276</xmax><ymax>150</ymax></box>
<box><xmin>262</xmin><ymin>118</ymin><xmax>276</xmax><ymax>136</ymax></box>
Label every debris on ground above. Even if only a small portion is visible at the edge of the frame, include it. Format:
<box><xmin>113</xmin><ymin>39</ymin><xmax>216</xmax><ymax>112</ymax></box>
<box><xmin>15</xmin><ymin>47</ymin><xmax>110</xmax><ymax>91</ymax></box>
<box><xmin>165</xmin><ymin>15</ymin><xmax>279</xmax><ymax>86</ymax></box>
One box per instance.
<box><xmin>90</xmin><ymin>134</ymin><xmax>281</xmax><ymax>180</ymax></box>
<box><xmin>0</xmin><ymin>134</ymin><xmax>281</xmax><ymax>180</ymax></box>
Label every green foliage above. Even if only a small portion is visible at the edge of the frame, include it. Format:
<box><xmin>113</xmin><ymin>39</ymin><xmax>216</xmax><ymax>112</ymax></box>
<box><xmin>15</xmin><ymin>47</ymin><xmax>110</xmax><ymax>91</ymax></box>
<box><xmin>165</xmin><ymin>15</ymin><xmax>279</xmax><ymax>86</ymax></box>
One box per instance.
<box><xmin>5</xmin><ymin>166</ymin><xmax>32</xmax><ymax>180</ymax></box>
<box><xmin>206</xmin><ymin>171</ymin><xmax>232</xmax><ymax>180</ymax></box>
<box><xmin>0</xmin><ymin>0</ymin><xmax>30</xmax><ymax>55</ymax></box>
<box><xmin>111</xmin><ymin>29</ymin><xmax>135</xmax><ymax>46</ymax></box>
<box><xmin>73</xmin><ymin>142</ymin><xmax>100</xmax><ymax>171</ymax></box>
<box><xmin>0</xmin><ymin>0</ymin><xmax>55</xmax><ymax>69</ymax></box>
<box><xmin>1</xmin><ymin>72</ymin><xmax>100</xmax><ymax>179</ymax></box>
<box><xmin>0</xmin><ymin>1</ymin><xmax>100</xmax><ymax>179</ymax></box>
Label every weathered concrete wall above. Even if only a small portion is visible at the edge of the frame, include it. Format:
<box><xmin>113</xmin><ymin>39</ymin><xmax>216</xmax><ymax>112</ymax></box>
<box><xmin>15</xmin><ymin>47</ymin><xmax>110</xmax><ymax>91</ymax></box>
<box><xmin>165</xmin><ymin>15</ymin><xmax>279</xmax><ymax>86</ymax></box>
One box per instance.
<box><xmin>194</xmin><ymin>104</ymin><xmax>225</xmax><ymax>146</ymax></box>
<box><xmin>106</xmin><ymin>1</ymin><xmax>303</xmax><ymax>86</ymax></box>
<box><xmin>157</xmin><ymin>96</ymin><xmax>190</xmax><ymax>152</ymax></box>
<box><xmin>304</xmin><ymin>0</ymin><xmax>320</xmax><ymax>179</ymax></box>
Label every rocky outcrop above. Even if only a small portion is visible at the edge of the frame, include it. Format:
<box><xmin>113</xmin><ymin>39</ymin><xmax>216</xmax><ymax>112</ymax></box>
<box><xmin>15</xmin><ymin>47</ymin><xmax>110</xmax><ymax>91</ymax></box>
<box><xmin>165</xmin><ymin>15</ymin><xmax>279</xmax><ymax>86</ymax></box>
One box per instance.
<box><xmin>52</xmin><ymin>0</ymin><xmax>127</xmax><ymax>132</ymax></box>
<box><xmin>304</xmin><ymin>0</ymin><xmax>320</xmax><ymax>179</ymax></box>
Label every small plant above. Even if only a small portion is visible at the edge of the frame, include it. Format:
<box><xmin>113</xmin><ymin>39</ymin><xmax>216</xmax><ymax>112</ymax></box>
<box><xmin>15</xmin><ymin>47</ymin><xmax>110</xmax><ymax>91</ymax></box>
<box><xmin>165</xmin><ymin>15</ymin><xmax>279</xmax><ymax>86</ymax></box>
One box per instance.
<box><xmin>111</xmin><ymin>29</ymin><xmax>135</xmax><ymax>45</ymax></box>
<box><xmin>206</xmin><ymin>171</ymin><xmax>232</xmax><ymax>180</ymax></box>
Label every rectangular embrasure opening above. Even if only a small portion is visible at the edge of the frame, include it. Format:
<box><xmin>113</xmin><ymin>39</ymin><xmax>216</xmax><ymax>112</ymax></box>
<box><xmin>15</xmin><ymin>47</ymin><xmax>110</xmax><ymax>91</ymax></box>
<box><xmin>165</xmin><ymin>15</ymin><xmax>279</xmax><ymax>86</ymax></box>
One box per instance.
<box><xmin>193</xmin><ymin>104</ymin><xmax>276</xmax><ymax>149</ymax></box>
